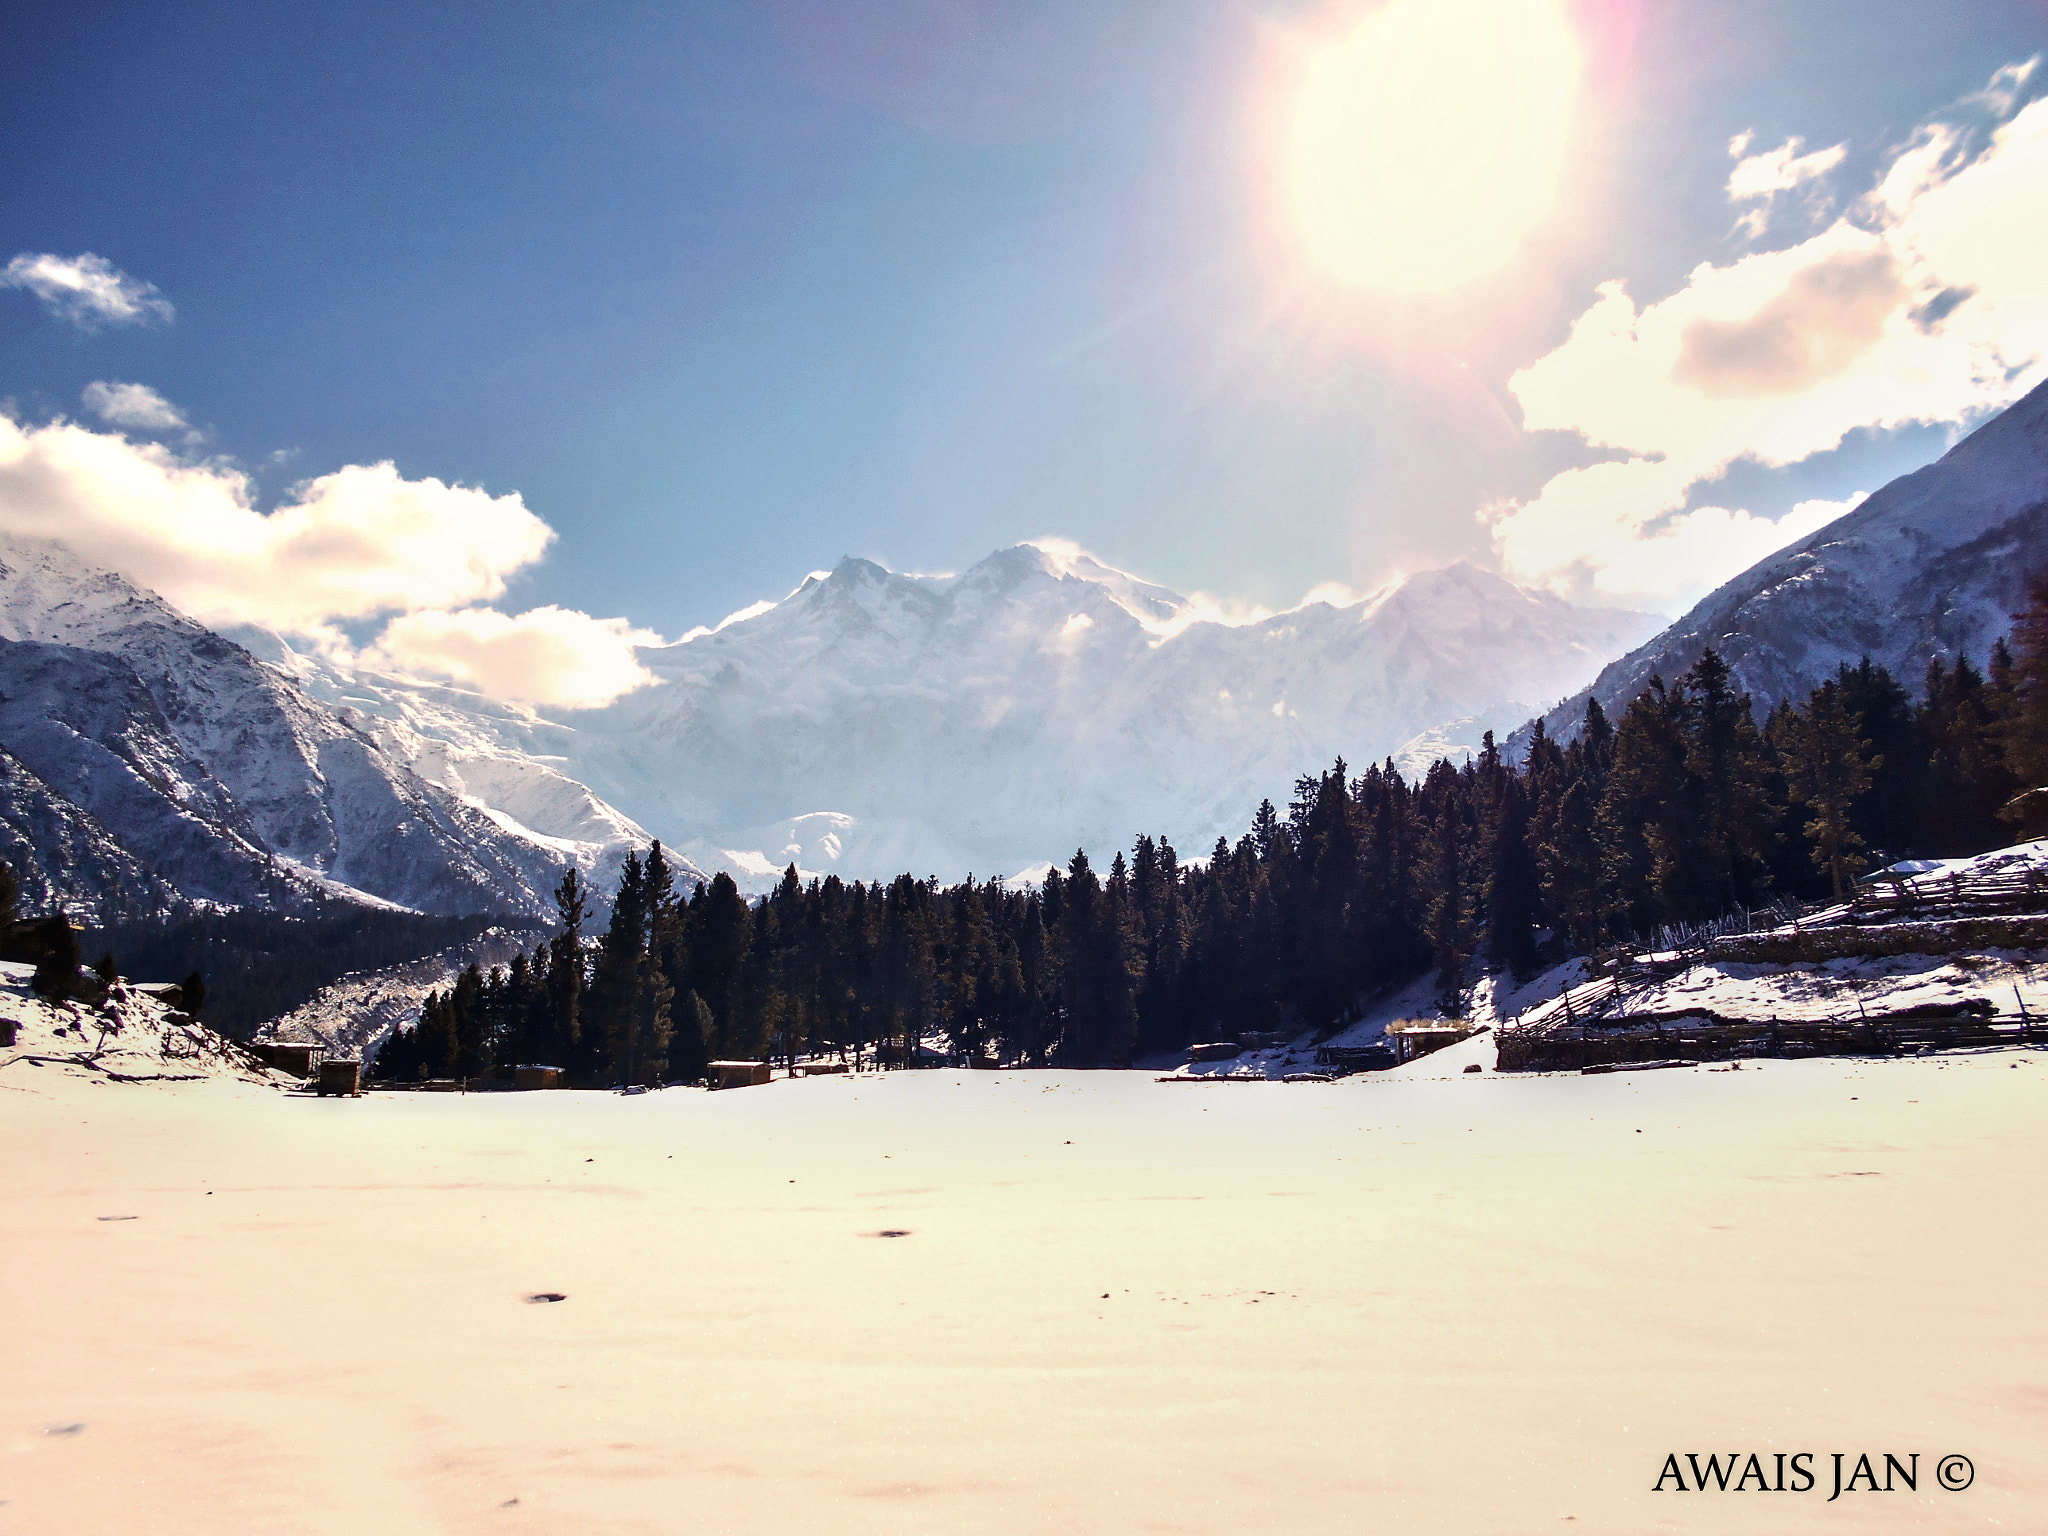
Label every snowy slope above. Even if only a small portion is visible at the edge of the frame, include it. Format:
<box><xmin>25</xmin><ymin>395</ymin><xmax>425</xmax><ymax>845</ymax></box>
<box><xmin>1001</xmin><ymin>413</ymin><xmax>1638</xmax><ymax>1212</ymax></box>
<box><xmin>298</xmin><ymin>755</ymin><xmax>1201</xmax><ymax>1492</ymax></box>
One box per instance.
<box><xmin>1526</xmin><ymin>377</ymin><xmax>2048</xmax><ymax>744</ymax></box>
<box><xmin>547</xmin><ymin>547</ymin><xmax>1656</xmax><ymax>885</ymax></box>
<box><xmin>0</xmin><ymin>961</ymin><xmax>289</xmax><ymax>1087</ymax></box>
<box><xmin>0</xmin><ymin>745</ymin><xmax>186</xmax><ymax>922</ymax></box>
<box><xmin>255</xmin><ymin>926</ymin><xmax>538</xmax><ymax>1067</ymax></box>
<box><xmin>0</xmin><ymin>536</ymin><xmax>684</xmax><ymax>916</ymax></box>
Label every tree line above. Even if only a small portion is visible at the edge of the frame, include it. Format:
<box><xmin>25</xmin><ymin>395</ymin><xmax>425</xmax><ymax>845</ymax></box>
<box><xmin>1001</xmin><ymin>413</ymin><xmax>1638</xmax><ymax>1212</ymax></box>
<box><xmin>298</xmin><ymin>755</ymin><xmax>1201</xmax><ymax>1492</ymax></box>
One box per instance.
<box><xmin>375</xmin><ymin>596</ymin><xmax>2048</xmax><ymax>1084</ymax></box>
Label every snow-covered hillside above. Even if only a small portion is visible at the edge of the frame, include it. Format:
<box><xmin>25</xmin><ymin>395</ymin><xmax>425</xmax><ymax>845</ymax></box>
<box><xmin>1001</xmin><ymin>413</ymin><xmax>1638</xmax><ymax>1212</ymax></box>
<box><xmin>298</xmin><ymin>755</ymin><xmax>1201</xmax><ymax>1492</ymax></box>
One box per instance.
<box><xmin>254</xmin><ymin>926</ymin><xmax>538</xmax><ymax>1067</ymax></box>
<box><xmin>1525</xmin><ymin>377</ymin><xmax>2048</xmax><ymax>745</ymax></box>
<box><xmin>0</xmin><ymin>961</ymin><xmax>288</xmax><ymax>1087</ymax></box>
<box><xmin>546</xmin><ymin>546</ymin><xmax>1657</xmax><ymax>885</ymax></box>
<box><xmin>0</xmin><ymin>536</ymin><xmax>685</xmax><ymax>918</ymax></box>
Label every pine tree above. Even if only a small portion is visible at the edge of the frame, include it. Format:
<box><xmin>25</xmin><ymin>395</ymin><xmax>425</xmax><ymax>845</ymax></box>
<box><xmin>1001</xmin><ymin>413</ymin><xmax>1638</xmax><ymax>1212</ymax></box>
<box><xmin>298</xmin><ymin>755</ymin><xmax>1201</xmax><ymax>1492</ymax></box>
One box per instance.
<box><xmin>31</xmin><ymin>914</ymin><xmax>78</xmax><ymax>1000</ymax></box>
<box><xmin>686</xmin><ymin>872</ymin><xmax>752</xmax><ymax>1059</ymax></box>
<box><xmin>1541</xmin><ymin>777</ymin><xmax>1601</xmax><ymax>955</ymax></box>
<box><xmin>1681</xmin><ymin>649</ymin><xmax>1778</xmax><ymax>913</ymax></box>
<box><xmin>1482</xmin><ymin>775</ymin><xmax>1540</xmax><ymax>977</ymax></box>
<box><xmin>1781</xmin><ymin>679</ymin><xmax>1881</xmax><ymax>899</ymax></box>
<box><xmin>1599</xmin><ymin>678</ymin><xmax>1687</xmax><ymax>936</ymax></box>
<box><xmin>590</xmin><ymin>852</ymin><xmax>650</xmax><ymax>1084</ymax></box>
<box><xmin>672</xmin><ymin>989</ymin><xmax>713</xmax><ymax>1082</ymax></box>
<box><xmin>1834</xmin><ymin>657</ymin><xmax>1918</xmax><ymax>862</ymax></box>
<box><xmin>1419</xmin><ymin>762</ymin><xmax>1469</xmax><ymax>1013</ymax></box>
<box><xmin>547</xmin><ymin>869</ymin><xmax>586</xmax><ymax>1072</ymax></box>
<box><xmin>2002</xmin><ymin>570</ymin><xmax>2048</xmax><ymax>787</ymax></box>
<box><xmin>450</xmin><ymin>962</ymin><xmax>488</xmax><ymax>1077</ymax></box>
<box><xmin>1918</xmin><ymin>655</ymin><xmax>2014</xmax><ymax>854</ymax></box>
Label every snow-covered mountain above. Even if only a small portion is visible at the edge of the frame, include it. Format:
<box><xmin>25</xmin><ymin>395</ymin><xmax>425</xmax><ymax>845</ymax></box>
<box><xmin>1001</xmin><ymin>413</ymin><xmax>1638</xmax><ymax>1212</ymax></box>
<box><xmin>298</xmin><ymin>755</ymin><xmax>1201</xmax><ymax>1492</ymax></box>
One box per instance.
<box><xmin>0</xmin><ymin>536</ymin><xmax>684</xmax><ymax>920</ymax></box>
<box><xmin>1525</xmin><ymin>377</ymin><xmax>2048</xmax><ymax>743</ymax></box>
<box><xmin>535</xmin><ymin>546</ymin><xmax>1658</xmax><ymax>884</ymax></box>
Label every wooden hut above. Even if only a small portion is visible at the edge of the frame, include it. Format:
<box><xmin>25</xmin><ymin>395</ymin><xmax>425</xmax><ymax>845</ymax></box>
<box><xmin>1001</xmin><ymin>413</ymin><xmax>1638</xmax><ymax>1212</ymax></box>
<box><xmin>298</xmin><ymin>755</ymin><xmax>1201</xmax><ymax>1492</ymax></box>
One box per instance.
<box><xmin>1384</xmin><ymin>1020</ymin><xmax>1481</xmax><ymax>1065</ymax></box>
<box><xmin>514</xmin><ymin>1065</ymin><xmax>566</xmax><ymax>1090</ymax></box>
<box><xmin>250</xmin><ymin>1041</ymin><xmax>316</xmax><ymax>1078</ymax></box>
<box><xmin>2003</xmin><ymin>786</ymin><xmax>2048</xmax><ymax>840</ymax></box>
<box><xmin>316</xmin><ymin>1059</ymin><xmax>361</xmax><ymax>1097</ymax></box>
<box><xmin>709</xmin><ymin>1060</ymin><xmax>772</xmax><ymax>1090</ymax></box>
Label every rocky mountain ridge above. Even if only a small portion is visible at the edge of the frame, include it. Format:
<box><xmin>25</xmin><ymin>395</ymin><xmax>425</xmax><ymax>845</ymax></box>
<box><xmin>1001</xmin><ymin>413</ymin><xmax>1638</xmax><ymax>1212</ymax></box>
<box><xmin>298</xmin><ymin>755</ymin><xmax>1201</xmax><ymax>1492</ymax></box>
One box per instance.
<box><xmin>0</xmin><ymin>536</ymin><xmax>681</xmax><ymax>921</ymax></box>
<box><xmin>1522</xmin><ymin>378</ymin><xmax>2048</xmax><ymax>746</ymax></box>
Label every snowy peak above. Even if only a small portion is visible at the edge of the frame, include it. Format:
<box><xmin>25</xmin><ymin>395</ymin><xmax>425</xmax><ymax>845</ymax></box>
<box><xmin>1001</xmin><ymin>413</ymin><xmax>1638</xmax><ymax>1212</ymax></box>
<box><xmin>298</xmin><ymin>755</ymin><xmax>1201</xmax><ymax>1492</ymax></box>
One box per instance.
<box><xmin>1016</xmin><ymin>541</ymin><xmax>1191</xmax><ymax>631</ymax></box>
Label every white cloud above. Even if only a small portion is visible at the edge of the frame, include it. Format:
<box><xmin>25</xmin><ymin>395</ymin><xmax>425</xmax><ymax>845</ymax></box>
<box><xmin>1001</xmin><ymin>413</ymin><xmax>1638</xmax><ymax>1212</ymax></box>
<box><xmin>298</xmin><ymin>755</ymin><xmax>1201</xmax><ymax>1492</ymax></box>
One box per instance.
<box><xmin>1726</xmin><ymin>133</ymin><xmax>1848</xmax><ymax>238</ymax></box>
<box><xmin>1727</xmin><ymin>134</ymin><xmax>1847</xmax><ymax>201</ymax></box>
<box><xmin>1488</xmin><ymin>66</ymin><xmax>2048</xmax><ymax>610</ymax></box>
<box><xmin>1965</xmin><ymin>54</ymin><xmax>2039</xmax><ymax>117</ymax></box>
<box><xmin>1583</xmin><ymin>497</ymin><xmax>1860</xmax><ymax>606</ymax></box>
<box><xmin>1</xmin><ymin>252</ymin><xmax>173</xmax><ymax>329</ymax></box>
<box><xmin>0</xmin><ymin>414</ymin><xmax>550</xmax><ymax>631</ymax></box>
<box><xmin>364</xmin><ymin>606</ymin><xmax>659</xmax><ymax>709</ymax></box>
<box><xmin>0</xmin><ymin>413</ymin><xmax>661</xmax><ymax>708</ymax></box>
<box><xmin>80</xmin><ymin>381</ymin><xmax>187</xmax><ymax>433</ymax></box>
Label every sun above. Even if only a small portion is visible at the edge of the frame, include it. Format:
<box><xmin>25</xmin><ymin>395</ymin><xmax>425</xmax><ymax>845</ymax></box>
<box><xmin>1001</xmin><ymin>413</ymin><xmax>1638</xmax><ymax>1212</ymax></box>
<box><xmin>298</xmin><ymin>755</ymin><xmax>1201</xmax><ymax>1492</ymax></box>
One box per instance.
<box><xmin>1287</xmin><ymin>0</ymin><xmax>1581</xmax><ymax>295</ymax></box>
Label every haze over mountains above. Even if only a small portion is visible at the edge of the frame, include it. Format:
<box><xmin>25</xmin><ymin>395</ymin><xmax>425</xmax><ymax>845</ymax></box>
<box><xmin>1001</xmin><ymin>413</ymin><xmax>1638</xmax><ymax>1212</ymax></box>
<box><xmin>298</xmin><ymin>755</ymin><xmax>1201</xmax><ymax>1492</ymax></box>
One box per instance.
<box><xmin>550</xmin><ymin>546</ymin><xmax>1659</xmax><ymax>884</ymax></box>
<box><xmin>1525</xmin><ymin>377</ymin><xmax>2048</xmax><ymax>747</ymax></box>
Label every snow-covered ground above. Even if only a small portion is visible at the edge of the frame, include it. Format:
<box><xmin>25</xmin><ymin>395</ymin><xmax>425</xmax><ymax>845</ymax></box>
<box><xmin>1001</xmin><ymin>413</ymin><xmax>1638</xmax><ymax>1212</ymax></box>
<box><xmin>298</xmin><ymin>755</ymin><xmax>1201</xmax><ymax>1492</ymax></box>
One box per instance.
<box><xmin>4</xmin><ymin>1048</ymin><xmax>2044</xmax><ymax>1534</ymax></box>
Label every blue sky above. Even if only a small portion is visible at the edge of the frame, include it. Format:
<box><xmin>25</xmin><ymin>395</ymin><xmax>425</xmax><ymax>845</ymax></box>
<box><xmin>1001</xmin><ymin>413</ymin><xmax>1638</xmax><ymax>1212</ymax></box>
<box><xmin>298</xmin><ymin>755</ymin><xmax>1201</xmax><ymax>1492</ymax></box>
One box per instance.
<box><xmin>2</xmin><ymin>1</ymin><xmax>2045</xmax><ymax>703</ymax></box>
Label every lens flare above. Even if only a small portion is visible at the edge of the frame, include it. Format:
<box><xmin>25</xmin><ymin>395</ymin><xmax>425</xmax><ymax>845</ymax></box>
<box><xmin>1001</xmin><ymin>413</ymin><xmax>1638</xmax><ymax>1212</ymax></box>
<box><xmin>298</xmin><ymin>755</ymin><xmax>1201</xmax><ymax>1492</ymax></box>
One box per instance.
<box><xmin>1287</xmin><ymin>0</ymin><xmax>1580</xmax><ymax>294</ymax></box>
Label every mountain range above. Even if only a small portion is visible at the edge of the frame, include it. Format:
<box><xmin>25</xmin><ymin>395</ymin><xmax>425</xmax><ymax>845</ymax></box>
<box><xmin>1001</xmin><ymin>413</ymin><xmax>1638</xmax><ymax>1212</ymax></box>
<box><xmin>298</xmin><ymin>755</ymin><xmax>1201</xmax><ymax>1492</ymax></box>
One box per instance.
<box><xmin>550</xmin><ymin>547</ymin><xmax>1658</xmax><ymax>883</ymax></box>
<box><xmin>247</xmin><ymin>546</ymin><xmax>1658</xmax><ymax>888</ymax></box>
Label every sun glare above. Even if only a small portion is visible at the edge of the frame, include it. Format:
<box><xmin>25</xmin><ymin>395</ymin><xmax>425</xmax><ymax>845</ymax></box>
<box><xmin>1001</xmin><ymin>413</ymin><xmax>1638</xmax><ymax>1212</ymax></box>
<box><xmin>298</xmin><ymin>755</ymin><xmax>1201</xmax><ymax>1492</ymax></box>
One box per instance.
<box><xmin>1287</xmin><ymin>0</ymin><xmax>1581</xmax><ymax>294</ymax></box>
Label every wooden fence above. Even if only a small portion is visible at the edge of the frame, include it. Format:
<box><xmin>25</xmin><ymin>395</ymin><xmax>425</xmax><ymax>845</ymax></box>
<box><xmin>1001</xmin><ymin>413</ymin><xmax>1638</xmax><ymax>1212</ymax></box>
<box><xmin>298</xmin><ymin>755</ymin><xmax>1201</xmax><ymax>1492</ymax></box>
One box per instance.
<box><xmin>1497</xmin><ymin>1004</ymin><xmax>2028</xmax><ymax>1073</ymax></box>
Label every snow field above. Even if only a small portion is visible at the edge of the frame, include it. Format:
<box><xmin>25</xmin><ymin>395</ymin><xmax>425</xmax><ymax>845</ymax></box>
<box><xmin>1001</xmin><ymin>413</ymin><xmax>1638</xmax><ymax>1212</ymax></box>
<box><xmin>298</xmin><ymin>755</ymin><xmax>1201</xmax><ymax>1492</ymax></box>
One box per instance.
<box><xmin>3</xmin><ymin>1054</ymin><xmax>2044</xmax><ymax>1534</ymax></box>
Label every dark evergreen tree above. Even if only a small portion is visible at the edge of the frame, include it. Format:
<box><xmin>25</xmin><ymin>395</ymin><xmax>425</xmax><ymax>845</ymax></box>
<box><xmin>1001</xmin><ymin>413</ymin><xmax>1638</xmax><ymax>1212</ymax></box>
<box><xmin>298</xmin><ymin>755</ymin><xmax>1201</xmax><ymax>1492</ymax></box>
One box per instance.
<box><xmin>1418</xmin><ymin>761</ymin><xmax>1469</xmax><ymax>1013</ymax></box>
<box><xmin>1781</xmin><ymin>679</ymin><xmax>1881</xmax><ymax>898</ymax></box>
<box><xmin>1482</xmin><ymin>775</ymin><xmax>1540</xmax><ymax>978</ymax></box>
<box><xmin>31</xmin><ymin>914</ymin><xmax>78</xmax><ymax>1000</ymax></box>
<box><xmin>1834</xmin><ymin>657</ymin><xmax>1919</xmax><ymax>862</ymax></box>
<box><xmin>546</xmin><ymin>869</ymin><xmax>587</xmax><ymax>1071</ymax></box>
<box><xmin>2002</xmin><ymin>570</ymin><xmax>2048</xmax><ymax>789</ymax></box>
